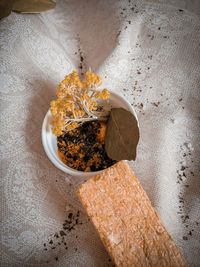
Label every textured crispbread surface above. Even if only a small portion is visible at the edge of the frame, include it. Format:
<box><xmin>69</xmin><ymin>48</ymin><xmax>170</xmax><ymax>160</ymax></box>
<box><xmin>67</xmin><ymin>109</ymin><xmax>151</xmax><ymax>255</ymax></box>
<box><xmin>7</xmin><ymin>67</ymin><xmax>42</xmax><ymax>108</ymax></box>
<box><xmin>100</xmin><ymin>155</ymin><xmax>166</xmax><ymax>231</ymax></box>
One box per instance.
<box><xmin>77</xmin><ymin>161</ymin><xmax>188</xmax><ymax>267</ymax></box>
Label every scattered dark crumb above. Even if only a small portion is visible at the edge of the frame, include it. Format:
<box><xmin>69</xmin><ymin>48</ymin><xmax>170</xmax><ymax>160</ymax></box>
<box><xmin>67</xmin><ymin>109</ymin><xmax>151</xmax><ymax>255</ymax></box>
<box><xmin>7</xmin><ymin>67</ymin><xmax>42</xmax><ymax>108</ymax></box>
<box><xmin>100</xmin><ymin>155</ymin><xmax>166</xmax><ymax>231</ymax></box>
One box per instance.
<box><xmin>75</xmin><ymin>248</ymin><xmax>77</xmax><ymax>251</ymax></box>
<box><xmin>131</xmin><ymin>7</ymin><xmax>134</xmax><ymax>11</ymax></box>
<box><xmin>151</xmin><ymin>102</ymin><xmax>160</xmax><ymax>107</ymax></box>
<box><xmin>139</xmin><ymin>103</ymin><xmax>143</xmax><ymax>109</ymax></box>
<box><xmin>158</xmin><ymin>27</ymin><xmax>161</xmax><ymax>30</ymax></box>
<box><xmin>183</xmin><ymin>236</ymin><xmax>188</xmax><ymax>240</ymax></box>
<box><xmin>188</xmin><ymin>231</ymin><xmax>192</xmax><ymax>236</ymax></box>
<box><xmin>56</xmin><ymin>180</ymin><xmax>57</xmax><ymax>182</ymax></box>
<box><xmin>128</xmin><ymin>21</ymin><xmax>131</xmax><ymax>24</ymax></box>
<box><xmin>179</xmin><ymin>9</ymin><xmax>183</xmax><ymax>12</ymax></box>
<box><xmin>179</xmin><ymin>98</ymin><xmax>183</xmax><ymax>102</ymax></box>
<box><xmin>137</xmin><ymin>71</ymin><xmax>141</xmax><ymax>74</ymax></box>
<box><xmin>43</xmin><ymin>210</ymin><xmax>83</xmax><ymax>251</ymax></box>
<box><xmin>60</xmin><ymin>230</ymin><xmax>66</xmax><ymax>236</ymax></box>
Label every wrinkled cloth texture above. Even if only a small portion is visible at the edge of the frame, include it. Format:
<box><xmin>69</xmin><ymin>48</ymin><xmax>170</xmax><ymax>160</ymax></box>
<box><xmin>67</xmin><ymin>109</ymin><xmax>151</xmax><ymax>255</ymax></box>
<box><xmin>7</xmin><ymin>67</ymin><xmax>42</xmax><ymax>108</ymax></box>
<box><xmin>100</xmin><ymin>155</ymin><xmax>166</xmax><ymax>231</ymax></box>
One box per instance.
<box><xmin>0</xmin><ymin>0</ymin><xmax>200</xmax><ymax>266</ymax></box>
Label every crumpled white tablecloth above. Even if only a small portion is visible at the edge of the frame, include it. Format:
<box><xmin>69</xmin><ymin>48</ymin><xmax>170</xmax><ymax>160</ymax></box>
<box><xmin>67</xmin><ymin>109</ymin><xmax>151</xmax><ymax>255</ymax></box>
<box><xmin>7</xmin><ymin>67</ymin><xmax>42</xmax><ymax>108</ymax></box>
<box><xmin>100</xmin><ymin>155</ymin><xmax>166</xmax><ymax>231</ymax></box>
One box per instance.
<box><xmin>0</xmin><ymin>0</ymin><xmax>200</xmax><ymax>266</ymax></box>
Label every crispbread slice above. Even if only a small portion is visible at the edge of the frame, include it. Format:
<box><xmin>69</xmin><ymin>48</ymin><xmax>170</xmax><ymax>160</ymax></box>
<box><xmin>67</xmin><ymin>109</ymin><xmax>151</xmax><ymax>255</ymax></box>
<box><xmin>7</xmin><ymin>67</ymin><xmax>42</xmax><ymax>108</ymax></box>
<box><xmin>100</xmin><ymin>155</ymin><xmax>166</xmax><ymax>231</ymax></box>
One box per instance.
<box><xmin>77</xmin><ymin>161</ymin><xmax>188</xmax><ymax>267</ymax></box>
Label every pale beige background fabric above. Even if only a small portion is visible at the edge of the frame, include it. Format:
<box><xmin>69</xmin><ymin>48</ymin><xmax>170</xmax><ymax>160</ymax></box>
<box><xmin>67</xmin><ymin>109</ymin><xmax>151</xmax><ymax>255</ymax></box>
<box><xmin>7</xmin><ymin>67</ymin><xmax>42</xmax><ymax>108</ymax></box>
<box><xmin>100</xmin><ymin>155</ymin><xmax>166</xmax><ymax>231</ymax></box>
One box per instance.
<box><xmin>0</xmin><ymin>0</ymin><xmax>200</xmax><ymax>266</ymax></box>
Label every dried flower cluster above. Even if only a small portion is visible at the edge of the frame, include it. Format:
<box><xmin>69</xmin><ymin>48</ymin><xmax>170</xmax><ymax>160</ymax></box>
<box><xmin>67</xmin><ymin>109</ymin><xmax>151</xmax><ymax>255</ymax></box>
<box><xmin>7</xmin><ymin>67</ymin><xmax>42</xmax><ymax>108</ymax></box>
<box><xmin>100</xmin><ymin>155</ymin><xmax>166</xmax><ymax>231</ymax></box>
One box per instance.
<box><xmin>50</xmin><ymin>71</ymin><xmax>110</xmax><ymax>136</ymax></box>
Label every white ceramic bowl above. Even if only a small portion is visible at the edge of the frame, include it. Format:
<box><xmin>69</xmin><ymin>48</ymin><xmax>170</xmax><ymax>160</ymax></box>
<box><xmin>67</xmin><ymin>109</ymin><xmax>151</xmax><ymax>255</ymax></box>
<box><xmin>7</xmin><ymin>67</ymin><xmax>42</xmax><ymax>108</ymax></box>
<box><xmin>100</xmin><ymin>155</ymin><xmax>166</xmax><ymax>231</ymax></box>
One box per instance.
<box><xmin>42</xmin><ymin>92</ymin><xmax>138</xmax><ymax>177</ymax></box>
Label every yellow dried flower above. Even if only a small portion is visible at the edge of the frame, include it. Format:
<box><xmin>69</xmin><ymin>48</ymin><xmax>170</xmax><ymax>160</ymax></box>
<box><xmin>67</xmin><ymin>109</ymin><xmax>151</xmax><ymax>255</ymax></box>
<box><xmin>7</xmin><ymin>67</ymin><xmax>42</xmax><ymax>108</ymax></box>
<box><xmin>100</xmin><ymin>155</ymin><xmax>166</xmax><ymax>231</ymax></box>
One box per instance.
<box><xmin>99</xmin><ymin>88</ymin><xmax>110</xmax><ymax>100</ymax></box>
<box><xmin>50</xmin><ymin>70</ymin><xmax>110</xmax><ymax>136</ymax></box>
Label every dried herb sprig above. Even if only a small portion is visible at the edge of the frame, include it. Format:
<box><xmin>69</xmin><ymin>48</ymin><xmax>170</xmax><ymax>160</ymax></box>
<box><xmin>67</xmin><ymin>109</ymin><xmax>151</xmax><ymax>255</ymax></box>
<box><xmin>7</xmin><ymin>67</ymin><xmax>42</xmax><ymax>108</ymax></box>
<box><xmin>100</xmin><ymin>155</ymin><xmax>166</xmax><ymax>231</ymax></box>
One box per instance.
<box><xmin>50</xmin><ymin>70</ymin><xmax>110</xmax><ymax>136</ymax></box>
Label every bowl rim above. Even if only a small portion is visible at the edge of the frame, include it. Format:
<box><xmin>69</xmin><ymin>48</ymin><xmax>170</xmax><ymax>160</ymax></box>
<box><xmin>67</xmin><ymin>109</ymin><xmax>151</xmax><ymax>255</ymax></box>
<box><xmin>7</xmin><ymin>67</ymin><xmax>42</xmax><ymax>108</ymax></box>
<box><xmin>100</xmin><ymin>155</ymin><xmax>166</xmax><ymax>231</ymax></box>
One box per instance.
<box><xmin>42</xmin><ymin>91</ymin><xmax>138</xmax><ymax>176</ymax></box>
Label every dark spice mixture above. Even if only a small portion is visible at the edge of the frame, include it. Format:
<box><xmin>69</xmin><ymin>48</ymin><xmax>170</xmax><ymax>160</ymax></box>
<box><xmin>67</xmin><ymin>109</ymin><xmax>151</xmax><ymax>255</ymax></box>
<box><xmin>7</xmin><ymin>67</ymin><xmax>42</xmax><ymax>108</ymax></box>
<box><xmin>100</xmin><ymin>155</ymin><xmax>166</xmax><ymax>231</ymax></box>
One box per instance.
<box><xmin>57</xmin><ymin>121</ymin><xmax>117</xmax><ymax>172</ymax></box>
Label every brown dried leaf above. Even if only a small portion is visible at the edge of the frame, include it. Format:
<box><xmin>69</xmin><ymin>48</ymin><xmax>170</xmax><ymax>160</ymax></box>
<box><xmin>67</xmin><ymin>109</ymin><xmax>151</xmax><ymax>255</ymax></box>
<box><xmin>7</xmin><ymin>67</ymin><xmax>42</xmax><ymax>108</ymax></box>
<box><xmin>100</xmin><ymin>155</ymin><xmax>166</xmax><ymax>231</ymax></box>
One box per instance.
<box><xmin>0</xmin><ymin>0</ymin><xmax>13</xmax><ymax>19</ymax></box>
<box><xmin>12</xmin><ymin>0</ymin><xmax>56</xmax><ymax>13</ymax></box>
<box><xmin>105</xmin><ymin>108</ymin><xmax>139</xmax><ymax>161</ymax></box>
